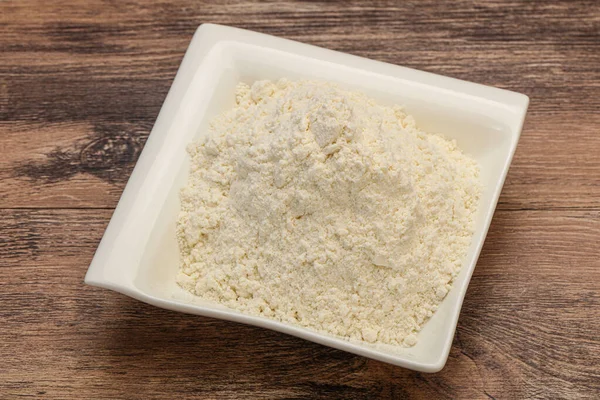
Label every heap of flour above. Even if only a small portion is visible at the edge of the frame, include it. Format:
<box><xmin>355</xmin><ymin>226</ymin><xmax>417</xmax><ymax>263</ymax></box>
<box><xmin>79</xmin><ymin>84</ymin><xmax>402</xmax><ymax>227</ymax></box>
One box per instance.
<box><xmin>176</xmin><ymin>79</ymin><xmax>481</xmax><ymax>346</ymax></box>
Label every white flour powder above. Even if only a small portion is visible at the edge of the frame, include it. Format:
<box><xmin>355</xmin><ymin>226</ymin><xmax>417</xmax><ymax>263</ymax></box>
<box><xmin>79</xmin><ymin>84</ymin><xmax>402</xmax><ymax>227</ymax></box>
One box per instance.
<box><xmin>177</xmin><ymin>80</ymin><xmax>481</xmax><ymax>346</ymax></box>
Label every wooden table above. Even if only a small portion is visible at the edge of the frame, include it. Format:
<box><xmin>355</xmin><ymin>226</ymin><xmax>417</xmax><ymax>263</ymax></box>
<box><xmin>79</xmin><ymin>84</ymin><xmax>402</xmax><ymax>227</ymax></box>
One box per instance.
<box><xmin>2</xmin><ymin>1</ymin><xmax>599</xmax><ymax>398</ymax></box>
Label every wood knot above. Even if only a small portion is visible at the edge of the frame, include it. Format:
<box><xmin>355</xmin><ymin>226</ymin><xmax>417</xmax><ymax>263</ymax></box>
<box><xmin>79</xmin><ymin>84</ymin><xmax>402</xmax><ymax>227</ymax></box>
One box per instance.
<box><xmin>80</xmin><ymin>136</ymin><xmax>143</xmax><ymax>170</ymax></box>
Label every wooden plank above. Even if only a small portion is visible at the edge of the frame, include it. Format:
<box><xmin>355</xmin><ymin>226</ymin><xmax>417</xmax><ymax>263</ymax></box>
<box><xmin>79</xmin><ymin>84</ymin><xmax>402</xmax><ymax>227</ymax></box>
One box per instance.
<box><xmin>2</xmin><ymin>114</ymin><xmax>599</xmax><ymax>209</ymax></box>
<box><xmin>0</xmin><ymin>122</ymin><xmax>148</xmax><ymax>208</ymax></box>
<box><xmin>2</xmin><ymin>1</ymin><xmax>599</xmax><ymax>209</ymax></box>
<box><xmin>0</xmin><ymin>209</ymin><xmax>598</xmax><ymax>398</ymax></box>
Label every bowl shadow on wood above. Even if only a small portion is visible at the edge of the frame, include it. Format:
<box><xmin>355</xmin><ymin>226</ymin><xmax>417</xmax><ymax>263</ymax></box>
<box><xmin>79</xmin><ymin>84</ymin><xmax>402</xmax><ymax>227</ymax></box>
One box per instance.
<box><xmin>94</xmin><ymin>272</ymin><xmax>518</xmax><ymax>399</ymax></box>
<box><xmin>97</xmin><ymin>295</ymin><xmax>381</xmax><ymax>397</ymax></box>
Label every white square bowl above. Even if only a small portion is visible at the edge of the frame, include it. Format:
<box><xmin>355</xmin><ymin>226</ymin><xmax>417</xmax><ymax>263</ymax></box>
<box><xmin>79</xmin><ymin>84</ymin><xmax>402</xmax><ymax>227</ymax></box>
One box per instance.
<box><xmin>85</xmin><ymin>23</ymin><xmax>528</xmax><ymax>372</ymax></box>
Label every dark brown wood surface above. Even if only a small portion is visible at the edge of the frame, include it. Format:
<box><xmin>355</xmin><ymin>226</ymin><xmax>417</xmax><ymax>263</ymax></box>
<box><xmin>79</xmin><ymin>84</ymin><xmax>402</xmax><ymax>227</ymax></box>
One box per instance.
<box><xmin>2</xmin><ymin>1</ymin><xmax>599</xmax><ymax>399</ymax></box>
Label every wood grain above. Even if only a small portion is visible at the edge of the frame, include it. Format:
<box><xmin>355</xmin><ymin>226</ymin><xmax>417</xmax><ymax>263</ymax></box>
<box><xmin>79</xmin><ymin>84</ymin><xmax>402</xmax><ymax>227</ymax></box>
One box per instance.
<box><xmin>1</xmin><ymin>0</ymin><xmax>599</xmax><ymax>399</ymax></box>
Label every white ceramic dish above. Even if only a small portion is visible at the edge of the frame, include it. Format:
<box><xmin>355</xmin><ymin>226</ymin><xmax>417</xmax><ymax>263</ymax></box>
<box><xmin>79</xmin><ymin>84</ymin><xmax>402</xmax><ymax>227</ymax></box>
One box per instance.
<box><xmin>85</xmin><ymin>23</ymin><xmax>528</xmax><ymax>372</ymax></box>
